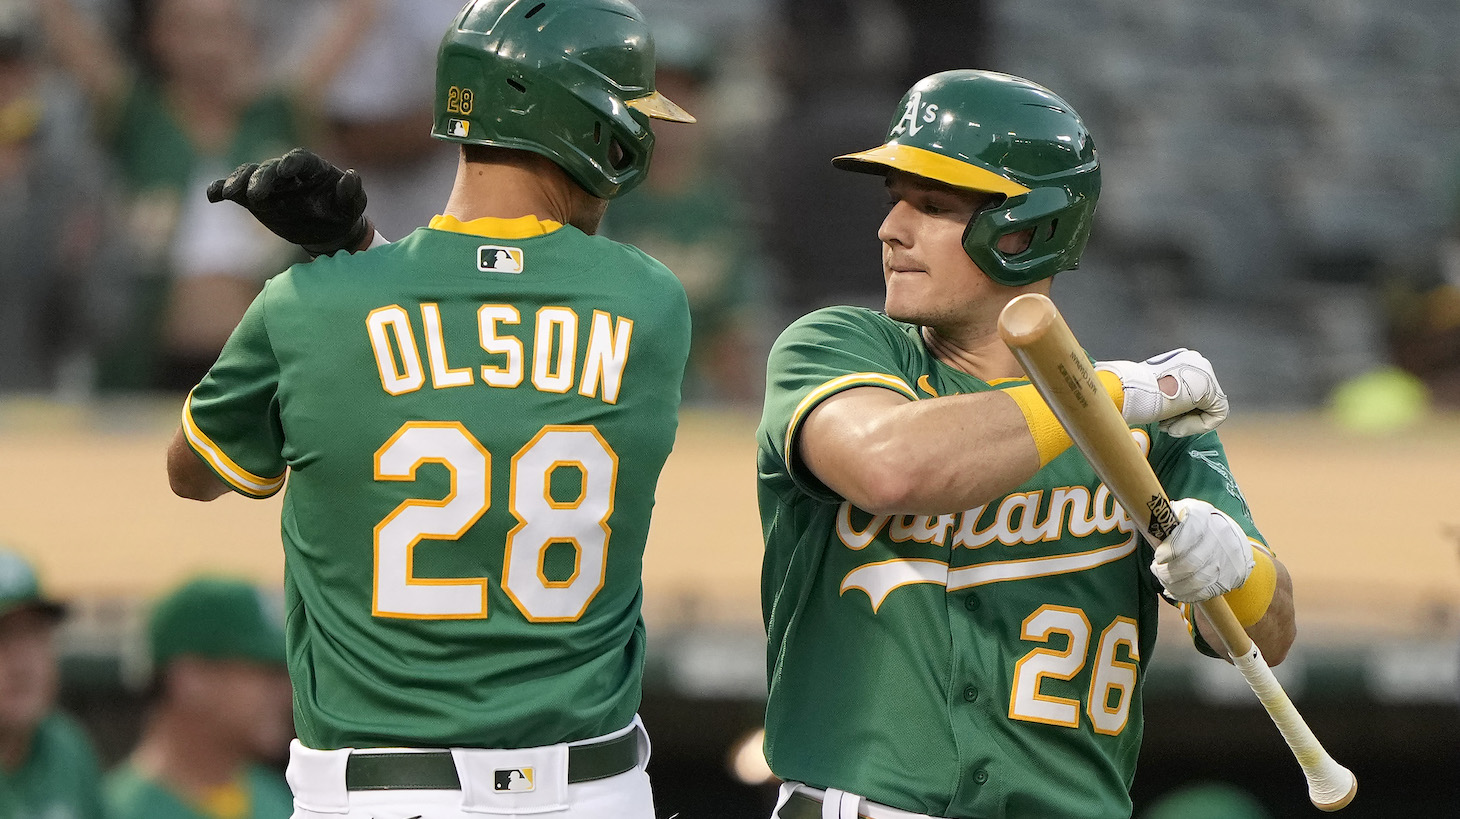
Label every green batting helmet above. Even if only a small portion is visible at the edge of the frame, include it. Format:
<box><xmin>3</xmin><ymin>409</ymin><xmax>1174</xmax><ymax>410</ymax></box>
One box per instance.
<box><xmin>433</xmin><ymin>0</ymin><xmax>696</xmax><ymax>200</ymax></box>
<box><xmin>834</xmin><ymin>70</ymin><xmax>1100</xmax><ymax>287</ymax></box>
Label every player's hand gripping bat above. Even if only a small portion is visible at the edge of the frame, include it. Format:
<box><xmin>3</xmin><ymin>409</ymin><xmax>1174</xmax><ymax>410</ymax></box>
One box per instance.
<box><xmin>998</xmin><ymin>293</ymin><xmax>1357</xmax><ymax>812</ymax></box>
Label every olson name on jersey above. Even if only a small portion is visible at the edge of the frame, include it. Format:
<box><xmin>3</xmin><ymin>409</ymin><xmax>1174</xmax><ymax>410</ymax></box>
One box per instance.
<box><xmin>364</xmin><ymin>302</ymin><xmax>636</xmax><ymax>403</ymax></box>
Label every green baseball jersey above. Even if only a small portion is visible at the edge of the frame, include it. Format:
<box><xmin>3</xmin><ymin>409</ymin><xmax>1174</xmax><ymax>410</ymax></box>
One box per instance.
<box><xmin>0</xmin><ymin>712</ymin><xmax>106</xmax><ymax>819</ymax></box>
<box><xmin>757</xmin><ymin>307</ymin><xmax>1265</xmax><ymax>819</ymax></box>
<box><xmin>105</xmin><ymin>764</ymin><xmax>292</xmax><ymax>819</ymax></box>
<box><xmin>183</xmin><ymin>215</ymin><xmax>690</xmax><ymax>750</ymax></box>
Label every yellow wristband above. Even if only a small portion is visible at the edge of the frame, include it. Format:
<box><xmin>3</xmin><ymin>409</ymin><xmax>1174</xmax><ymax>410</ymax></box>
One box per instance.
<box><xmin>1097</xmin><ymin>369</ymin><xmax>1125</xmax><ymax>413</ymax></box>
<box><xmin>1005</xmin><ymin>371</ymin><xmax>1126</xmax><ymax>468</ymax></box>
<box><xmin>1222</xmin><ymin>545</ymin><xmax>1277</xmax><ymax>627</ymax></box>
<box><xmin>1005</xmin><ymin>385</ymin><xmax>1072</xmax><ymax>467</ymax></box>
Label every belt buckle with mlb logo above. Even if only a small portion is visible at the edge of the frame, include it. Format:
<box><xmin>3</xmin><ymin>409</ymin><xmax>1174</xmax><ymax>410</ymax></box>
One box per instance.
<box><xmin>478</xmin><ymin>245</ymin><xmax>525</xmax><ymax>274</ymax></box>
<box><xmin>493</xmin><ymin>767</ymin><xmax>535</xmax><ymax>793</ymax></box>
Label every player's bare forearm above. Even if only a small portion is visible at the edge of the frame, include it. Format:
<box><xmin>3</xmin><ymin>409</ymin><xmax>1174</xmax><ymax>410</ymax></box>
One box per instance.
<box><xmin>1195</xmin><ymin>558</ymin><xmax>1296</xmax><ymax>665</ymax></box>
<box><xmin>166</xmin><ymin>428</ymin><xmax>230</xmax><ymax>501</ymax></box>
<box><xmin>800</xmin><ymin>387</ymin><xmax>1040</xmax><ymax>515</ymax></box>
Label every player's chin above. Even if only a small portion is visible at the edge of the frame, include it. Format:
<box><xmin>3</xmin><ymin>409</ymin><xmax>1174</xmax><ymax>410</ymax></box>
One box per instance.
<box><xmin>883</xmin><ymin>283</ymin><xmax>934</xmax><ymax>324</ymax></box>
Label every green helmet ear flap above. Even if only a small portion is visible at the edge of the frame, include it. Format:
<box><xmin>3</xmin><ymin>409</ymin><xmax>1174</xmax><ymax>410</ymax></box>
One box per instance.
<box><xmin>964</xmin><ymin>185</ymin><xmax>1098</xmax><ymax>287</ymax></box>
<box><xmin>564</xmin><ymin>83</ymin><xmax>655</xmax><ymax>176</ymax></box>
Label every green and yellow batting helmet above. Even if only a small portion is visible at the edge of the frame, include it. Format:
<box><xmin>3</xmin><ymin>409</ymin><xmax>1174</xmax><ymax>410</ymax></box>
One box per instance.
<box><xmin>834</xmin><ymin>70</ymin><xmax>1100</xmax><ymax>287</ymax></box>
<box><xmin>433</xmin><ymin>0</ymin><xmax>696</xmax><ymax>200</ymax></box>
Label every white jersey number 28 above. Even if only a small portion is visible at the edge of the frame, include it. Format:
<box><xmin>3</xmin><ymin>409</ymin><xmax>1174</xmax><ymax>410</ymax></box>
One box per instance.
<box><xmin>372</xmin><ymin>421</ymin><xmax>616</xmax><ymax>622</ymax></box>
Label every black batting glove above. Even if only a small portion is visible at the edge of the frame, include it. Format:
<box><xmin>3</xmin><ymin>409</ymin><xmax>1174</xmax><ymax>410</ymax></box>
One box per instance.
<box><xmin>206</xmin><ymin>148</ymin><xmax>371</xmax><ymax>257</ymax></box>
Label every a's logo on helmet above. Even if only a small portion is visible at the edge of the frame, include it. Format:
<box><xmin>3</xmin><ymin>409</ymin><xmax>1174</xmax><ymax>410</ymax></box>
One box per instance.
<box><xmin>478</xmin><ymin>246</ymin><xmax>525</xmax><ymax>274</ymax></box>
<box><xmin>448</xmin><ymin>119</ymin><xmax>471</xmax><ymax>138</ymax></box>
<box><xmin>891</xmin><ymin>90</ymin><xmax>939</xmax><ymax>138</ymax></box>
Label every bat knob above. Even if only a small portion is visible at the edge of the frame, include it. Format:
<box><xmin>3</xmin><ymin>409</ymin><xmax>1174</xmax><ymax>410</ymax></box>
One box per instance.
<box><xmin>1309</xmin><ymin>763</ymin><xmax>1357</xmax><ymax>812</ymax></box>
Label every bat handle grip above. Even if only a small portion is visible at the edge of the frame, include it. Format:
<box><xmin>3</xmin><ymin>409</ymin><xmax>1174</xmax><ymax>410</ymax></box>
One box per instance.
<box><xmin>1229</xmin><ymin>643</ymin><xmax>1358</xmax><ymax>811</ymax></box>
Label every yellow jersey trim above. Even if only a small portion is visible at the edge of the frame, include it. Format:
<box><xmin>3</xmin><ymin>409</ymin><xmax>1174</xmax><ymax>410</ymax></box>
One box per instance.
<box><xmin>784</xmin><ymin>372</ymin><xmax>917</xmax><ymax>454</ymax></box>
<box><xmin>181</xmin><ymin>390</ymin><xmax>286</xmax><ymax>498</ymax></box>
<box><xmin>428</xmin><ymin>214</ymin><xmax>563</xmax><ymax>238</ymax></box>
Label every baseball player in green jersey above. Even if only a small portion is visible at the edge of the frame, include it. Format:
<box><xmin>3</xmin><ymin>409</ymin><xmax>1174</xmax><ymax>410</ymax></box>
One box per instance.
<box><xmin>757</xmin><ymin>70</ymin><xmax>1296</xmax><ymax>819</ymax></box>
<box><xmin>0</xmin><ymin>548</ymin><xmax>106</xmax><ymax>819</ymax></box>
<box><xmin>164</xmin><ymin>1</ymin><xmax>694</xmax><ymax>817</ymax></box>
<box><xmin>106</xmin><ymin>577</ymin><xmax>295</xmax><ymax>819</ymax></box>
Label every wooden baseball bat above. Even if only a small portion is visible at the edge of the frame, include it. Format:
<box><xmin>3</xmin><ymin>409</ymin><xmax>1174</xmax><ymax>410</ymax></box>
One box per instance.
<box><xmin>997</xmin><ymin>293</ymin><xmax>1357</xmax><ymax>812</ymax></box>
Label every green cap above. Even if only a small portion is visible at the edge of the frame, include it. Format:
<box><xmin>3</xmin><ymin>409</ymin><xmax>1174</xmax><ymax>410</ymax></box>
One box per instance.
<box><xmin>0</xmin><ymin>548</ymin><xmax>67</xmax><ymax>621</ymax></box>
<box><xmin>149</xmin><ymin>577</ymin><xmax>286</xmax><ymax>669</ymax></box>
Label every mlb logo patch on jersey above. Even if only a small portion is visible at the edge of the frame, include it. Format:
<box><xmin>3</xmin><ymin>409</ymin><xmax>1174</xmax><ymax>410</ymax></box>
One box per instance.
<box><xmin>448</xmin><ymin>119</ymin><xmax>470</xmax><ymax>138</ymax></box>
<box><xmin>478</xmin><ymin>245</ymin><xmax>525</xmax><ymax>274</ymax></box>
<box><xmin>493</xmin><ymin>767</ymin><xmax>535</xmax><ymax>792</ymax></box>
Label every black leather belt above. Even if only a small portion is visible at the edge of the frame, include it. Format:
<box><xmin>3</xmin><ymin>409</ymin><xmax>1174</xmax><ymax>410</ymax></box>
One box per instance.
<box><xmin>344</xmin><ymin>730</ymin><xmax>640</xmax><ymax>791</ymax></box>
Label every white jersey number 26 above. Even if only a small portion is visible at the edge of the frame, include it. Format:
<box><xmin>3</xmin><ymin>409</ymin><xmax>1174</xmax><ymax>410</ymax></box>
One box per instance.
<box><xmin>372</xmin><ymin>421</ymin><xmax>616</xmax><ymax>622</ymax></box>
<box><xmin>1008</xmin><ymin>604</ymin><xmax>1139</xmax><ymax>736</ymax></box>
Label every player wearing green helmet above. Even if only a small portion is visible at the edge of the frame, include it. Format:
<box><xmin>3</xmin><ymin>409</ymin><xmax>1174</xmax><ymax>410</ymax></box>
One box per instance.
<box><xmin>833</xmin><ymin>69</ymin><xmax>1100</xmax><ymax>288</ymax></box>
<box><xmin>758</xmin><ymin>70</ymin><xmax>1297</xmax><ymax>818</ymax></box>
<box><xmin>433</xmin><ymin>0</ymin><xmax>693</xmax><ymax>199</ymax></box>
<box><xmin>170</xmin><ymin>1</ymin><xmax>694</xmax><ymax>817</ymax></box>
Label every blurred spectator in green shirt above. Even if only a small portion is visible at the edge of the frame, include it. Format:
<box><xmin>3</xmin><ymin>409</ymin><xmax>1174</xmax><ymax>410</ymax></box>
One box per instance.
<box><xmin>0</xmin><ymin>547</ymin><xmax>107</xmax><ymax>819</ymax></box>
<box><xmin>106</xmin><ymin>576</ymin><xmax>294</xmax><ymax>819</ymax></box>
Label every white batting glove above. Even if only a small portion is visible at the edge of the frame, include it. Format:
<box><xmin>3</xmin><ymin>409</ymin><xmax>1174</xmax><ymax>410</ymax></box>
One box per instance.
<box><xmin>1151</xmin><ymin>498</ymin><xmax>1254</xmax><ymax>603</ymax></box>
<box><xmin>1096</xmin><ymin>348</ymin><xmax>1229</xmax><ymax>436</ymax></box>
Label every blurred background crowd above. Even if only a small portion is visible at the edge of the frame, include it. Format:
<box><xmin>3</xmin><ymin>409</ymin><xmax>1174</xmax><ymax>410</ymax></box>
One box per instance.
<box><xmin>0</xmin><ymin>0</ymin><xmax>1456</xmax><ymax>416</ymax></box>
<box><xmin>0</xmin><ymin>0</ymin><xmax>1457</xmax><ymax>817</ymax></box>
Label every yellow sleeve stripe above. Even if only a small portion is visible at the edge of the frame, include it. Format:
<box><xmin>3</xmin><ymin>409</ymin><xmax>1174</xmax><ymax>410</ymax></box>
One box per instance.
<box><xmin>181</xmin><ymin>391</ymin><xmax>286</xmax><ymax>498</ymax></box>
<box><xmin>784</xmin><ymin>372</ymin><xmax>917</xmax><ymax>452</ymax></box>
